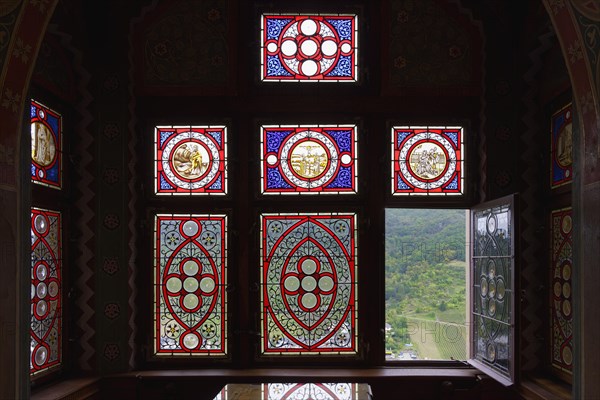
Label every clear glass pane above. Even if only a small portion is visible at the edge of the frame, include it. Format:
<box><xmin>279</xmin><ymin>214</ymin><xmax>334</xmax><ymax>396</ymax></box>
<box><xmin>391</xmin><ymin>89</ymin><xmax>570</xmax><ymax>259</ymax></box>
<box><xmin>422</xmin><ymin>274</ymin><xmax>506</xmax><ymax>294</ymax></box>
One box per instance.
<box><xmin>385</xmin><ymin>209</ymin><xmax>467</xmax><ymax>360</ymax></box>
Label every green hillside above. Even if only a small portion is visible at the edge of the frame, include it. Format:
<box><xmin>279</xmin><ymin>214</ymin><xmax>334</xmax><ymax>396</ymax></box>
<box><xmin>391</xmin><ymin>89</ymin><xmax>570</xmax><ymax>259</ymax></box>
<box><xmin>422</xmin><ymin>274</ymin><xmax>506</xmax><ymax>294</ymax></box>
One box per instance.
<box><xmin>385</xmin><ymin>208</ymin><xmax>467</xmax><ymax>360</ymax></box>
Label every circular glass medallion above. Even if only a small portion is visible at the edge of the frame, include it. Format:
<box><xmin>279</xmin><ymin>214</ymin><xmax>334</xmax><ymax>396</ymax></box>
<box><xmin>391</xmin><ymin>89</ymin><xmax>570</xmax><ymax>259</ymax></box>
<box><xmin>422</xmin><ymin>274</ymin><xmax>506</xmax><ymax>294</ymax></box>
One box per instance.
<box><xmin>341</xmin><ymin>42</ymin><xmax>352</xmax><ymax>54</ymax></box>
<box><xmin>488</xmin><ymin>298</ymin><xmax>496</xmax><ymax>316</ymax></box>
<box><xmin>562</xmin><ymin>215</ymin><xmax>572</xmax><ymax>234</ymax></box>
<box><xmin>301</xmin><ymin>292</ymin><xmax>318</xmax><ymax>309</ymax></box>
<box><xmin>562</xmin><ymin>263</ymin><xmax>571</xmax><ymax>280</ymax></box>
<box><xmin>183</xmin><ymin>260</ymin><xmax>199</xmax><ymax>276</ymax></box>
<box><xmin>487</xmin><ymin>215</ymin><xmax>497</xmax><ymax>234</ymax></box>
<box><xmin>183</xmin><ymin>277</ymin><xmax>199</xmax><ymax>292</ymax></box>
<box><xmin>562</xmin><ymin>299</ymin><xmax>572</xmax><ymax>317</ymax></box>
<box><xmin>496</xmin><ymin>278</ymin><xmax>506</xmax><ymax>300</ymax></box>
<box><xmin>480</xmin><ymin>277</ymin><xmax>488</xmax><ymax>297</ymax></box>
<box><xmin>31</xmin><ymin>122</ymin><xmax>56</xmax><ymax>167</ymax></box>
<box><xmin>301</xmin><ymin>258</ymin><xmax>318</xmax><ymax>275</ymax></box>
<box><xmin>562</xmin><ymin>282</ymin><xmax>571</xmax><ymax>298</ymax></box>
<box><xmin>36</xmin><ymin>300</ymin><xmax>48</xmax><ymax>316</ymax></box>
<box><xmin>562</xmin><ymin>346</ymin><xmax>573</xmax><ymax>365</ymax></box>
<box><xmin>300</xmin><ymin>19</ymin><xmax>318</xmax><ymax>36</ymax></box>
<box><xmin>486</xmin><ymin>343</ymin><xmax>496</xmax><ymax>362</ymax></box>
<box><xmin>321</xmin><ymin>40</ymin><xmax>338</xmax><ymax>56</ymax></box>
<box><xmin>48</xmin><ymin>281</ymin><xmax>59</xmax><ymax>297</ymax></box>
<box><xmin>36</xmin><ymin>264</ymin><xmax>48</xmax><ymax>281</ymax></box>
<box><xmin>36</xmin><ymin>283</ymin><xmax>47</xmax><ymax>299</ymax></box>
<box><xmin>182</xmin><ymin>293</ymin><xmax>199</xmax><ymax>309</ymax></box>
<box><xmin>301</xmin><ymin>276</ymin><xmax>317</xmax><ymax>292</ymax></box>
<box><xmin>281</xmin><ymin>39</ymin><xmax>298</xmax><ymax>56</ymax></box>
<box><xmin>408</xmin><ymin>142</ymin><xmax>447</xmax><ymax>180</ymax></box>
<box><xmin>290</xmin><ymin>140</ymin><xmax>327</xmax><ymax>178</ymax></box>
<box><xmin>166</xmin><ymin>277</ymin><xmax>182</xmax><ymax>293</ymax></box>
<box><xmin>284</xmin><ymin>276</ymin><xmax>300</xmax><ymax>292</ymax></box>
<box><xmin>200</xmin><ymin>277</ymin><xmax>216</xmax><ymax>293</ymax></box>
<box><xmin>172</xmin><ymin>142</ymin><xmax>210</xmax><ymax>179</ymax></box>
<box><xmin>34</xmin><ymin>346</ymin><xmax>48</xmax><ymax>366</ymax></box>
<box><xmin>488</xmin><ymin>279</ymin><xmax>497</xmax><ymax>298</ymax></box>
<box><xmin>553</xmin><ymin>281</ymin><xmax>562</xmax><ymax>297</ymax></box>
<box><xmin>34</xmin><ymin>214</ymin><xmax>48</xmax><ymax>234</ymax></box>
<box><xmin>318</xmin><ymin>276</ymin><xmax>335</xmax><ymax>292</ymax></box>
<box><xmin>300</xmin><ymin>39</ymin><xmax>318</xmax><ymax>56</ymax></box>
<box><xmin>182</xmin><ymin>220</ymin><xmax>199</xmax><ymax>237</ymax></box>
<box><xmin>182</xmin><ymin>333</ymin><xmax>199</xmax><ymax>349</ymax></box>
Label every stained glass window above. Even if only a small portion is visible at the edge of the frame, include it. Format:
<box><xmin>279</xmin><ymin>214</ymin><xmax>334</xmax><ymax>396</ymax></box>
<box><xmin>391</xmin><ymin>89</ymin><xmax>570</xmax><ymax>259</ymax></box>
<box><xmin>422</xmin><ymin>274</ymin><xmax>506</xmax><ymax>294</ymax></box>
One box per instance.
<box><xmin>31</xmin><ymin>99</ymin><xmax>62</xmax><ymax>189</ymax></box>
<box><xmin>391</xmin><ymin>126</ymin><xmax>463</xmax><ymax>195</ymax></box>
<box><xmin>30</xmin><ymin>208</ymin><xmax>62</xmax><ymax>376</ymax></box>
<box><xmin>261</xmin><ymin>125</ymin><xmax>357</xmax><ymax>194</ymax></box>
<box><xmin>550</xmin><ymin>207</ymin><xmax>573</xmax><ymax>374</ymax></box>
<box><xmin>261</xmin><ymin>14</ymin><xmax>358</xmax><ymax>82</ymax></box>
<box><xmin>469</xmin><ymin>196</ymin><xmax>515</xmax><ymax>386</ymax></box>
<box><xmin>213</xmin><ymin>383</ymin><xmax>370</xmax><ymax>400</ymax></box>
<box><xmin>550</xmin><ymin>104</ymin><xmax>572</xmax><ymax>188</ymax></box>
<box><xmin>155</xmin><ymin>125</ymin><xmax>227</xmax><ymax>195</ymax></box>
<box><xmin>154</xmin><ymin>214</ymin><xmax>227</xmax><ymax>355</ymax></box>
<box><xmin>260</xmin><ymin>213</ymin><xmax>357</xmax><ymax>354</ymax></box>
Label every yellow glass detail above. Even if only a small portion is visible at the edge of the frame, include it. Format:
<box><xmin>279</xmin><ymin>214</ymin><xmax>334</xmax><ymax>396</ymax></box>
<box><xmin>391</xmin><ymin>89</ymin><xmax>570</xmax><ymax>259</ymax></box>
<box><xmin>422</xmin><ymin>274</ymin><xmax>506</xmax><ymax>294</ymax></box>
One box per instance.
<box><xmin>408</xmin><ymin>142</ymin><xmax>446</xmax><ymax>180</ymax></box>
<box><xmin>31</xmin><ymin>122</ymin><xmax>56</xmax><ymax>167</ymax></box>
<box><xmin>290</xmin><ymin>140</ymin><xmax>328</xmax><ymax>178</ymax></box>
<box><xmin>172</xmin><ymin>142</ymin><xmax>210</xmax><ymax>179</ymax></box>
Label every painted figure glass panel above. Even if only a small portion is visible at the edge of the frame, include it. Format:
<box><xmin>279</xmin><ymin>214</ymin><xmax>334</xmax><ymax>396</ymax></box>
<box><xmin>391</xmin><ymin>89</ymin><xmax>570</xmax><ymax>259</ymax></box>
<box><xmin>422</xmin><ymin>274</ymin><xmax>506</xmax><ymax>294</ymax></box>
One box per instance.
<box><xmin>392</xmin><ymin>126</ymin><xmax>463</xmax><ymax>195</ymax></box>
<box><xmin>30</xmin><ymin>208</ymin><xmax>61</xmax><ymax>376</ymax></box>
<box><xmin>551</xmin><ymin>104</ymin><xmax>572</xmax><ymax>188</ymax></box>
<box><xmin>261</xmin><ymin>125</ymin><xmax>357</xmax><ymax>194</ymax></box>
<box><xmin>550</xmin><ymin>207</ymin><xmax>573</xmax><ymax>373</ymax></box>
<box><xmin>472</xmin><ymin>202</ymin><xmax>513</xmax><ymax>383</ymax></box>
<box><xmin>154</xmin><ymin>214</ymin><xmax>227</xmax><ymax>355</ymax></box>
<box><xmin>261</xmin><ymin>14</ymin><xmax>358</xmax><ymax>82</ymax></box>
<box><xmin>260</xmin><ymin>213</ymin><xmax>357</xmax><ymax>354</ymax></box>
<box><xmin>31</xmin><ymin>100</ymin><xmax>62</xmax><ymax>189</ymax></box>
<box><xmin>155</xmin><ymin>126</ymin><xmax>227</xmax><ymax>195</ymax></box>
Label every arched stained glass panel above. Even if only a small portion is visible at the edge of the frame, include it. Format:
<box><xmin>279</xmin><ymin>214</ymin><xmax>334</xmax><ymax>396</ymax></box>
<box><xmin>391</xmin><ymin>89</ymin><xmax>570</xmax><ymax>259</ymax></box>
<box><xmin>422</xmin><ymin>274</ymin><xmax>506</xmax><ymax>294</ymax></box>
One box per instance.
<box><xmin>261</xmin><ymin>125</ymin><xmax>357</xmax><ymax>194</ymax></box>
<box><xmin>30</xmin><ymin>207</ymin><xmax>62</xmax><ymax>376</ymax></box>
<box><xmin>261</xmin><ymin>14</ymin><xmax>358</xmax><ymax>82</ymax></box>
<box><xmin>155</xmin><ymin>125</ymin><xmax>227</xmax><ymax>195</ymax></box>
<box><xmin>550</xmin><ymin>104</ymin><xmax>572</xmax><ymax>189</ymax></box>
<box><xmin>392</xmin><ymin>126</ymin><xmax>463</xmax><ymax>195</ymax></box>
<box><xmin>31</xmin><ymin>100</ymin><xmax>62</xmax><ymax>189</ymax></box>
<box><xmin>260</xmin><ymin>213</ymin><xmax>357</xmax><ymax>355</ymax></box>
<box><xmin>154</xmin><ymin>214</ymin><xmax>227</xmax><ymax>356</ymax></box>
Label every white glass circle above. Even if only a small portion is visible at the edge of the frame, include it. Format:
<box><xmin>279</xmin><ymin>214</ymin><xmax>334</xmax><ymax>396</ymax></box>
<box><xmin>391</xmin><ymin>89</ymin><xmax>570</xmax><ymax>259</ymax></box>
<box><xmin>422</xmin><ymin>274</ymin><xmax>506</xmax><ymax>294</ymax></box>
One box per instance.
<box><xmin>31</xmin><ymin>284</ymin><xmax>35</xmax><ymax>299</ymax></box>
<box><xmin>182</xmin><ymin>220</ymin><xmax>199</xmax><ymax>237</ymax></box>
<box><xmin>183</xmin><ymin>333</ymin><xmax>199</xmax><ymax>349</ymax></box>
<box><xmin>321</xmin><ymin>40</ymin><xmax>338</xmax><ymax>56</ymax></box>
<box><xmin>166</xmin><ymin>277</ymin><xmax>182</xmax><ymax>293</ymax></box>
<box><xmin>267</xmin><ymin>42</ymin><xmax>278</xmax><ymax>52</ymax></box>
<box><xmin>36</xmin><ymin>300</ymin><xmax>47</xmax><ymax>316</ymax></box>
<box><xmin>341</xmin><ymin>42</ymin><xmax>352</xmax><ymax>54</ymax></box>
<box><xmin>281</xmin><ymin>39</ymin><xmax>298</xmax><ymax>56</ymax></box>
<box><xmin>34</xmin><ymin>347</ymin><xmax>47</xmax><ymax>366</ymax></box>
<box><xmin>341</xmin><ymin>154</ymin><xmax>352</xmax><ymax>165</ymax></box>
<box><xmin>36</xmin><ymin>264</ymin><xmax>48</xmax><ymax>281</ymax></box>
<box><xmin>301</xmin><ymin>39</ymin><xmax>318</xmax><ymax>56</ymax></box>
<box><xmin>284</xmin><ymin>276</ymin><xmax>300</xmax><ymax>292</ymax></box>
<box><xmin>48</xmin><ymin>281</ymin><xmax>59</xmax><ymax>297</ymax></box>
<box><xmin>301</xmin><ymin>259</ymin><xmax>317</xmax><ymax>275</ymax></box>
<box><xmin>183</xmin><ymin>277</ymin><xmax>199</xmax><ymax>292</ymax></box>
<box><xmin>183</xmin><ymin>293</ymin><xmax>199</xmax><ymax>309</ymax></box>
<box><xmin>301</xmin><ymin>276</ymin><xmax>318</xmax><ymax>292</ymax></box>
<box><xmin>183</xmin><ymin>260</ymin><xmax>199</xmax><ymax>276</ymax></box>
<box><xmin>36</xmin><ymin>283</ymin><xmax>47</xmax><ymax>299</ymax></box>
<box><xmin>318</xmin><ymin>276</ymin><xmax>335</xmax><ymax>292</ymax></box>
<box><xmin>300</xmin><ymin>60</ymin><xmax>318</xmax><ymax>76</ymax></box>
<box><xmin>301</xmin><ymin>293</ymin><xmax>318</xmax><ymax>309</ymax></box>
<box><xmin>266</xmin><ymin>154</ymin><xmax>278</xmax><ymax>165</ymax></box>
<box><xmin>200</xmin><ymin>277</ymin><xmax>216</xmax><ymax>292</ymax></box>
<box><xmin>38</xmin><ymin>170</ymin><xmax>44</xmax><ymax>178</ymax></box>
<box><xmin>300</xmin><ymin>19</ymin><xmax>318</xmax><ymax>35</ymax></box>
<box><xmin>34</xmin><ymin>215</ymin><xmax>48</xmax><ymax>234</ymax></box>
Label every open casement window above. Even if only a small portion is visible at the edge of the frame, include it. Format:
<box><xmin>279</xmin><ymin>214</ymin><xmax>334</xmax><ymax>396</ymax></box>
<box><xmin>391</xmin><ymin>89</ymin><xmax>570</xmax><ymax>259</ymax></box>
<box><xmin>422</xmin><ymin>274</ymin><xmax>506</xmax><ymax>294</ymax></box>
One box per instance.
<box><xmin>468</xmin><ymin>194</ymin><xmax>517</xmax><ymax>386</ymax></box>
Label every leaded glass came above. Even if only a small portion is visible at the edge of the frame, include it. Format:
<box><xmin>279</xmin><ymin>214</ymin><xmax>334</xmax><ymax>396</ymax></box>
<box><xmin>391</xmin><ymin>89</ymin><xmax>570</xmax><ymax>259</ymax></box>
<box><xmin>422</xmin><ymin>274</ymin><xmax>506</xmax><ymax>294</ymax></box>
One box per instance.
<box><xmin>392</xmin><ymin>126</ymin><xmax>463</xmax><ymax>195</ymax></box>
<box><xmin>261</xmin><ymin>125</ymin><xmax>357</xmax><ymax>194</ymax></box>
<box><xmin>155</xmin><ymin>125</ymin><xmax>227</xmax><ymax>195</ymax></box>
<box><xmin>261</xmin><ymin>14</ymin><xmax>358</xmax><ymax>82</ymax></box>
<box><xmin>154</xmin><ymin>214</ymin><xmax>227</xmax><ymax>355</ymax></box>
<box><xmin>260</xmin><ymin>213</ymin><xmax>357</xmax><ymax>354</ymax></box>
<box><xmin>30</xmin><ymin>208</ymin><xmax>62</xmax><ymax>376</ymax></box>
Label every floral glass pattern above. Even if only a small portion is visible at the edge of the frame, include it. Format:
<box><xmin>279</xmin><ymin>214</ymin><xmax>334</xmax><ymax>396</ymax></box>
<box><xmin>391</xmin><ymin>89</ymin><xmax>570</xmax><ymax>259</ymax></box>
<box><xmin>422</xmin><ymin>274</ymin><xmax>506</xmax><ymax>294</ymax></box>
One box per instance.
<box><xmin>550</xmin><ymin>207</ymin><xmax>573</xmax><ymax>373</ymax></box>
<box><xmin>264</xmin><ymin>383</ymin><xmax>365</xmax><ymax>400</ymax></box>
<box><xmin>261</xmin><ymin>14</ymin><xmax>358</xmax><ymax>82</ymax></box>
<box><xmin>392</xmin><ymin>126</ymin><xmax>463</xmax><ymax>195</ymax></box>
<box><xmin>261</xmin><ymin>125</ymin><xmax>357</xmax><ymax>194</ymax></box>
<box><xmin>154</xmin><ymin>214</ymin><xmax>227</xmax><ymax>355</ymax></box>
<box><xmin>550</xmin><ymin>104</ymin><xmax>572</xmax><ymax>188</ymax></box>
<box><xmin>260</xmin><ymin>213</ymin><xmax>357</xmax><ymax>354</ymax></box>
<box><xmin>155</xmin><ymin>125</ymin><xmax>227</xmax><ymax>195</ymax></box>
<box><xmin>30</xmin><ymin>208</ymin><xmax>61</xmax><ymax>376</ymax></box>
<box><xmin>31</xmin><ymin>100</ymin><xmax>62</xmax><ymax>189</ymax></box>
<box><xmin>471</xmin><ymin>199</ymin><xmax>514</xmax><ymax>385</ymax></box>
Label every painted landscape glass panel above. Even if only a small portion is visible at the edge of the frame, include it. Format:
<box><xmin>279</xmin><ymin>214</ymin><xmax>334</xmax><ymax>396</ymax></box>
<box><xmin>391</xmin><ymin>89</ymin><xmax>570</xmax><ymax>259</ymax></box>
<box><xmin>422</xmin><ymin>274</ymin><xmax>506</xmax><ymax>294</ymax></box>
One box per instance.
<box><xmin>155</xmin><ymin>126</ymin><xmax>227</xmax><ymax>195</ymax></box>
<box><xmin>550</xmin><ymin>207</ymin><xmax>573</xmax><ymax>373</ymax></box>
<box><xmin>261</xmin><ymin>125</ymin><xmax>357</xmax><ymax>194</ymax></box>
<box><xmin>472</xmin><ymin>202</ymin><xmax>513</xmax><ymax>383</ymax></box>
<box><xmin>261</xmin><ymin>14</ymin><xmax>358</xmax><ymax>82</ymax></box>
<box><xmin>260</xmin><ymin>213</ymin><xmax>357</xmax><ymax>354</ymax></box>
<box><xmin>392</xmin><ymin>126</ymin><xmax>463</xmax><ymax>195</ymax></box>
<box><xmin>30</xmin><ymin>208</ymin><xmax>61</xmax><ymax>376</ymax></box>
<box><xmin>31</xmin><ymin>100</ymin><xmax>62</xmax><ymax>189</ymax></box>
<box><xmin>154</xmin><ymin>214</ymin><xmax>227</xmax><ymax>355</ymax></box>
<box><xmin>551</xmin><ymin>104</ymin><xmax>572</xmax><ymax>188</ymax></box>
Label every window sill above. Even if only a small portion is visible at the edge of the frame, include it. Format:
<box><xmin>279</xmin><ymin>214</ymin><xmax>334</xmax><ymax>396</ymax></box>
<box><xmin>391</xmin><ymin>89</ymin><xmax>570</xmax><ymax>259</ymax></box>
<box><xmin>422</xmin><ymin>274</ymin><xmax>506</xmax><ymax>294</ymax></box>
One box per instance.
<box><xmin>517</xmin><ymin>375</ymin><xmax>572</xmax><ymax>400</ymax></box>
<box><xmin>31</xmin><ymin>376</ymin><xmax>101</xmax><ymax>400</ymax></box>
